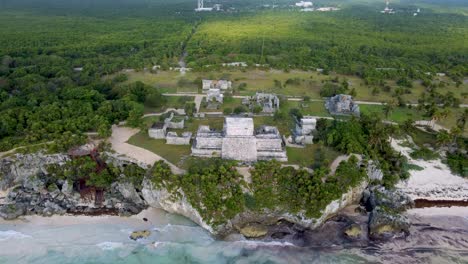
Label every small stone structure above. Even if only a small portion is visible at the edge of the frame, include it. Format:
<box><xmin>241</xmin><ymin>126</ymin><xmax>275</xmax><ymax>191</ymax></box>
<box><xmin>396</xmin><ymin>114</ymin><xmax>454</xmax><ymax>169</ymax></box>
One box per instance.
<box><xmin>165</xmin><ymin>113</ymin><xmax>185</xmax><ymax>129</ymax></box>
<box><xmin>243</xmin><ymin>92</ymin><xmax>280</xmax><ymax>113</ymax></box>
<box><xmin>191</xmin><ymin>117</ymin><xmax>287</xmax><ymax>162</ymax></box>
<box><xmin>191</xmin><ymin>126</ymin><xmax>223</xmax><ymax>158</ymax></box>
<box><xmin>166</xmin><ymin>132</ymin><xmax>192</xmax><ymax>145</ymax></box>
<box><xmin>148</xmin><ymin>112</ymin><xmax>185</xmax><ymax>139</ymax></box>
<box><xmin>325</xmin><ymin>94</ymin><xmax>360</xmax><ymax>116</ymax></box>
<box><xmin>205</xmin><ymin>88</ymin><xmax>224</xmax><ymax>110</ymax></box>
<box><xmin>293</xmin><ymin>116</ymin><xmax>317</xmax><ymax>145</ymax></box>
<box><xmin>222</xmin><ymin>62</ymin><xmax>248</xmax><ymax>67</ymax></box>
<box><xmin>148</xmin><ymin>122</ymin><xmax>167</xmax><ymax>139</ymax></box>
<box><xmin>202</xmin><ymin>80</ymin><xmax>232</xmax><ymax>92</ymax></box>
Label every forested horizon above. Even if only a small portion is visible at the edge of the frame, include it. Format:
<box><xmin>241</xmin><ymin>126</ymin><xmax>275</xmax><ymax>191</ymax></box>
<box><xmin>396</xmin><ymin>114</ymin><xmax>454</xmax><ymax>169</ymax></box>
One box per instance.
<box><xmin>0</xmin><ymin>0</ymin><xmax>466</xmax><ymax>152</ymax></box>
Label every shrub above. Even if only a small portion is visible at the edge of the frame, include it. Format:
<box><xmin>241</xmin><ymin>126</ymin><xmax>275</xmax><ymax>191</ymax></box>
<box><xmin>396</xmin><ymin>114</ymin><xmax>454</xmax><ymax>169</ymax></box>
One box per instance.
<box><xmin>253</xmin><ymin>105</ymin><xmax>263</xmax><ymax>114</ymax></box>
<box><xmin>409</xmin><ymin>147</ymin><xmax>438</xmax><ymax>160</ymax></box>
<box><xmin>223</xmin><ymin>108</ymin><xmax>232</xmax><ymax>115</ymax></box>
<box><xmin>233</xmin><ymin>105</ymin><xmax>248</xmax><ymax>114</ymax></box>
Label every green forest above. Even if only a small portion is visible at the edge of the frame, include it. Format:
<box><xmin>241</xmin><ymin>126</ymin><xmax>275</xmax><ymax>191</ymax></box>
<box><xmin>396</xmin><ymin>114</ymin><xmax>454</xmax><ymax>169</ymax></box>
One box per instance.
<box><xmin>0</xmin><ymin>0</ymin><xmax>467</xmax><ymax>152</ymax></box>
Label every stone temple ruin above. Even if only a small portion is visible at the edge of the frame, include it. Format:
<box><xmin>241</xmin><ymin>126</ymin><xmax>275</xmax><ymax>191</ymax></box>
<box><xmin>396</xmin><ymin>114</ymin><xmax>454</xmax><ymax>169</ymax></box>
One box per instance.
<box><xmin>293</xmin><ymin>116</ymin><xmax>317</xmax><ymax>145</ymax></box>
<box><xmin>205</xmin><ymin>88</ymin><xmax>224</xmax><ymax>110</ymax></box>
<box><xmin>242</xmin><ymin>92</ymin><xmax>280</xmax><ymax>113</ymax></box>
<box><xmin>148</xmin><ymin>112</ymin><xmax>192</xmax><ymax>145</ymax></box>
<box><xmin>191</xmin><ymin>117</ymin><xmax>287</xmax><ymax>162</ymax></box>
<box><xmin>325</xmin><ymin>94</ymin><xmax>360</xmax><ymax>116</ymax></box>
<box><xmin>202</xmin><ymin>79</ymin><xmax>232</xmax><ymax>92</ymax></box>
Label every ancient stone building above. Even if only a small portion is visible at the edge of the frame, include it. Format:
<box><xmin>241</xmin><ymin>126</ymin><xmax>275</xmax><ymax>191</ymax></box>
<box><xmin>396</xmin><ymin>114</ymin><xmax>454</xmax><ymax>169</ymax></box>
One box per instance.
<box><xmin>164</xmin><ymin>112</ymin><xmax>185</xmax><ymax>129</ymax></box>
<box><xmin>148</xmin><ymin>123</ymin><xmax>167</xmax><ymax>139</ymax></box>
<box><xmin>166</xmin><ymin>132</ymin><xmax>192</xmax><ymax>145</ymax></box>
<box><xmin>205</xmin><ymin>88</ymin><xmax>224</xmax><ymax>110</ymax></box>
<box><xmin>202</xmin><ymin>80</ymin><xmax>232</xmax><ymax>92</ymax></box>
<box><xmin>191</xmin><ymin>117</ymin><xmax>287</xmax><ymax>162</ymax></box>
<box><xmin>325</xmin><ymin>94</ymin><xmax>360</xmax><ymax>116</ymax></box>
<box><xmin>293</xmin><ymin>116</ymin><xmax>317</xmax><ymax>145</ymax></box>
<box><xmin>191</xmin><ymin>126</ymin><xmax>224</xmax><ymax>158</ymax></box>
<box><xmin>148</xmin><ymin>112</ymin><xmax>185</xmax><ymax>139</ymax></box>
<box><xmin>243</xmin><ymin>93</ymin><xmax>280</xmax><ymax>113</ymax></box>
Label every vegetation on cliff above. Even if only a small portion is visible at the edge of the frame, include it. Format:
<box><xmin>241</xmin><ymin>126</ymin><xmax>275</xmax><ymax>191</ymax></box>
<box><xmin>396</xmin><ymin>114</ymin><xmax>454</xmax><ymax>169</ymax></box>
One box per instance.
<box><xmin>250</xmin><ymin>157</ymin><xmax>366</xmax><ymax>218</ymax></box>
<box><xmin>315</xmin><ymin>114</ymin><xmax>410</xmax><ymax>186</ymax></box>
<box><xmin>149</xmin><ymin>157</ymin><xmax>367</xmax><ymax>226</ymax></box>
<box><xmin>46</xmin><ymin>154</ymin><xmax>146</xmax><ymax>189</ymax></box>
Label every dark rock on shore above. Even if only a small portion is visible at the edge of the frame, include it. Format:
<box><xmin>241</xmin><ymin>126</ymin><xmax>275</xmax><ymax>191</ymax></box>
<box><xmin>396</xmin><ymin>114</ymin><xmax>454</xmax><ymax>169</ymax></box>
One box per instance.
<box><xmin>360</xmin><ymin>186</ymin><xmax>413</xmax><ymax>241</ymax></box>
<box><xmin>0</xmin><ymin>203</ymin><xmax>26</xmax><ymax>220</ymax></box>
<box><xmin>0</xmin><ymin>153</ymin><xmax>148</xmax><ymax>220</ymax></box>
<box><xmin>368</xmin><ymin>207</ymin><xmax>411</xmax><ymax>240</ymax></box>
<box><xmin>361</xmin><ymin>186</ymin><xmax>414</xmax><ymax>213</ymax></box>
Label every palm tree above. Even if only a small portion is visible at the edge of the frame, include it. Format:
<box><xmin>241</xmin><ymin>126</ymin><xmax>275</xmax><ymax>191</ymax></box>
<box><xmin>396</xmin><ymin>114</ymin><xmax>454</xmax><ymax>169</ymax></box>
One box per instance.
<box><xmin>383</xmin><ymin>100</ymin><xmax>397</xmax><ymax>119</ymax></box>
<box><xmin>436</xmin><ymin>130</ymin><xmax>451</xmax><ymax>147</ymax></box>
<box><xmin>456</xmin><ymin>109</ymin><xmax>468</xmax><ymax>130</ymax></box>
<box><xmin>449</xmin><ymin>126</ymin><xmax>462</xmax><ymax>146</ymax></box>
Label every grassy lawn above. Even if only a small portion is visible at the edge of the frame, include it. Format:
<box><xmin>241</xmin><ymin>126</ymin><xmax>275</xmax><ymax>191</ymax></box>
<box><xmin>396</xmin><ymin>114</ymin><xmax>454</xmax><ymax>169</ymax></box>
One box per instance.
<box><xmin>409</xmin><ymin>129</ymin><xmax>438</xmax><ymax>147</ymax></box>
<box><xmin>200</xmin><ymin>97</ymin><xmax>244</xmax><ymax>113</ymax></box>
<box><xmin>121</xmin><ymin>69</ymin><xmax>467</xmax><ymax>105</ymax></box>
<box><xmin>287</xmin><ymin>144</ymin><xmax>341</xmax><ymax>168</ymax></box>
<box><xmin>143</xmin><ymin>96</ymin><xmax>195</xmax><ymax>114</ymax></box>
<box><xmin>359</xmin><ymin>105</ymin><xmax>426</xmax><ymax>123</ymax></box>
<box><xmin>127</xmin><ymin>131</ymin><xmax>191</xmax><ymax>167</ymax></box>
<box><xmin>282</xmin><ymin>100</ymin><xmax>331</xmax><ymax>117</ymax></box>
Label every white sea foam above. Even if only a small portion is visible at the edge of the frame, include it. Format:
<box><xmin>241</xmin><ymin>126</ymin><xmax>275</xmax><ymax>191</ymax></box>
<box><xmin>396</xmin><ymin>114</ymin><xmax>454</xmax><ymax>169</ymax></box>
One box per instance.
<box><xmin>0</xmin><ymin>230</ymin><xmax>32</xmax><ymax>241</ymax></box>
<box><xmin>96</xmin><ymin>242</ymin><xmax>124</xmax><ymax>251</ymax></box>
<box><xmin>153</xmin><ymin>241</ymin><xmax>164</xmax><ymax>248</ymax></box>
<box><xmin>233</xmin><ymin>240</ymin><xmax>295</xmax><ymax>248</ymax></box>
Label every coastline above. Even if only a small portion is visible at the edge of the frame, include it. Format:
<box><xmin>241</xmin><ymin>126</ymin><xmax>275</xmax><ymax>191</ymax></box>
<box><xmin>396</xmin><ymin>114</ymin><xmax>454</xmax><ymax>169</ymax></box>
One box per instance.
<box><xmin>391</xmin><ymin>138</ymin><xmax>468</xmax><ymax>202</ymax></box>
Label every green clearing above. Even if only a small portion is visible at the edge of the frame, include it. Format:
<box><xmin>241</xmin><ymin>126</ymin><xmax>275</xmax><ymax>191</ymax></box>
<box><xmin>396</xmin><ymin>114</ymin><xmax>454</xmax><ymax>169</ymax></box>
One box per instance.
<box><xmin>143</xmin><ymin>96</ymin><xmax>194</xmax><ymax>114</ymax></box>
<box><xmin>286</xmin><ymin>144</ymin><xmax>341</xmax><ymax>168</ymax></box>
<box><xmin>359</xmin><ymin>105</ymin><xmax>425</xmax><ymax>123</ymax></box>
<box><xmin>123</xmin><ymin>70</ymin><xmax>467</xmax><ymax>105</ymax></box>
<box><xmin>200</xmin><ymin>97</ymin><xmax>244</xmax><ymax>113</ymax></box>
<box><xmin>127</xmin><ymin>130</ymin><xmax>192</xmax><ymax>167</ymax></box>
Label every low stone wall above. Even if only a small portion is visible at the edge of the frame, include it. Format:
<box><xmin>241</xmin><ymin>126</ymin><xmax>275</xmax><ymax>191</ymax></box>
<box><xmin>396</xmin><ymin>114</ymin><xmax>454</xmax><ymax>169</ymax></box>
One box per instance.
<box><xmin>256</xmin><ymin>138</ymin><xmax>283</xmax><ymax>151</ymax></box>
<box><xmin>166</xmin><ymin>137</ymin><xmax>190</xmax><ymax>145</ymax></box>
<box><xmin>191</xmin><ymin>147</ymin><xmax>221</xmax><ymax>157</ymax></box>
<box><xmin>166</xmin><ymin>119</ymin><xmax>184</xmax><ymax>129</ymax></box>
<box><xmin>257</xmin><ymin>151</ymin><xmax>288</xmax><ymax>162</ymax></box>
<box><xmin>148</xmin><ymin>129</ymin><xmax>166</xmax><ymax>139</ymax></box>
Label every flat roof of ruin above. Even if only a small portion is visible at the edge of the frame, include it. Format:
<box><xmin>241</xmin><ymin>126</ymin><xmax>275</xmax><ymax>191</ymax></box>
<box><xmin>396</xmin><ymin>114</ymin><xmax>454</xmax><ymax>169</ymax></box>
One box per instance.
<box><xmin>151</xmin><ymin>122</ymin><xmax>166</xmax><ymax>129</ymax></box>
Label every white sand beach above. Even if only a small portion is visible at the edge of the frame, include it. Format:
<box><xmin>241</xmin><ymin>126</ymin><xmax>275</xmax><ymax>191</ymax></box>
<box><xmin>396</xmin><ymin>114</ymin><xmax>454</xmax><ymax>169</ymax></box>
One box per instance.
<box><xmin>392</xmin><ymin>138</ymin><xmax>468</xmax><ymax>201</ymax></box>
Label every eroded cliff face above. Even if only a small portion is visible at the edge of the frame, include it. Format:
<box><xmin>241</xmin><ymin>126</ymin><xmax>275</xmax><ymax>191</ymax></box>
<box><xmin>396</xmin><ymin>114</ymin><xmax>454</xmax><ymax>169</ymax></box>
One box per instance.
<box><xmin>141</xmin><ymin>176</ymin><xmax>369</xmax><ymax>237</ymax></box>
<box><xmin>0</xmin><ymin>153</ymin><xmax>147</xmax><ymax>219</ymax></box>
<box><xmin>141</xmin><ymin>178</ymin><xmax>214</xmax><ymax>233</ymax></box>
<box><xmin>1</xmin><ymin>152</ymin><xmax>387</xmax><ymax>240</ymax></box>
<box><xmin>0</xmin><ymin>153</ymin><xmax>69</xmax><ymax>192</ymax></box>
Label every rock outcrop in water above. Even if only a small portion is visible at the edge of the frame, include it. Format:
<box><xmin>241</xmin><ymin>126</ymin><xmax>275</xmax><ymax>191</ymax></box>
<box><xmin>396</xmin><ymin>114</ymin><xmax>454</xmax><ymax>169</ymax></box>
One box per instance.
<box><xmin>361</xmin><ymin>186</ymin><xmax>413</xmax><ymax>240</ymax></box>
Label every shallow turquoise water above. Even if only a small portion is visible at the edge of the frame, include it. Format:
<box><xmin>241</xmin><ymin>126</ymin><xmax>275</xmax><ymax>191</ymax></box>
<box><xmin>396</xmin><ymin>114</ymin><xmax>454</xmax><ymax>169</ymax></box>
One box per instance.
<box><xmin>0</xmin><ymin>210</ymin><xmax>466</xmax><ymax>264</ymax></box>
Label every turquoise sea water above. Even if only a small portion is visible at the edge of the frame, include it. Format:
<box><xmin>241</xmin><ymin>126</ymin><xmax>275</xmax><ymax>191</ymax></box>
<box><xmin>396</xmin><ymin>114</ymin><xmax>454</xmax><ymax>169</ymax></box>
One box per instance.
<box><xmin>0</xmin><ymin>209</ymin><xmax>466</xmax><ymax>264</ymax></box>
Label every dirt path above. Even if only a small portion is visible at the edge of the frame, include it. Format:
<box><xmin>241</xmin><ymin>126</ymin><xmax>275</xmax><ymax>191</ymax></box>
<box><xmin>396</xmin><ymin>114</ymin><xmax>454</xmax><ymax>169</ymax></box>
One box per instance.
<box><xmin>143</xmin><ymin>108</ymin><xmax>185</xmax><ymax>118</ymax></box>
<box><xmin>194</xmin><ymin>95</ymin><xmax>204</xmax><ymax>113</ymax></box>
<box><xmin>109</xmin><ymin>125</ymin><xmax>185</xmax><ymax>175</ymax></box>
<box><xmin>329</xmin><ymin>154</ymin><xmax>362</xmax><ymax>175</ymax></box>
<box><xmin>0</xmin><ymin>142</ymin><xmax>53</xmax><ymax>158</ymax></box>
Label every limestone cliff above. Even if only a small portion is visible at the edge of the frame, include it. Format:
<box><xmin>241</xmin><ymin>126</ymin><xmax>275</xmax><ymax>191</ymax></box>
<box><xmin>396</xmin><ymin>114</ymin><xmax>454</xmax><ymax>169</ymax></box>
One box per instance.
<box><xmin>141</xmin><ymin>176</ymin><xmax>368</xmax><ymax>237</ymax></box>
<box><xmin>0</xmin><ymin>152</ymin><xmax>147</xmax><ymax>219</ymax></box>
<box><xmin>141</xmin><ymin>178</ymin><xmax>214</xmax><ymax>233</ymax></box>
<box><xmin>1</xmin><ymin>151</ymin><xmax>370</xmax><ymax>238</ymax></box>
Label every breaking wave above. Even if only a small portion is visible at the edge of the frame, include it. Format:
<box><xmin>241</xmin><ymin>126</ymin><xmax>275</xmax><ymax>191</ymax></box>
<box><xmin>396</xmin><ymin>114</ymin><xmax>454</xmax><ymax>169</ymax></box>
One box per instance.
<box><xmin>0</xmin><ymin>230</ymin><xmax>32</xmax><ymax>241</ymax></box>
<box><xmin>96</xmin><ymin>242</ymin><xmax>124</xmax><ymax>251</ymax></box>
